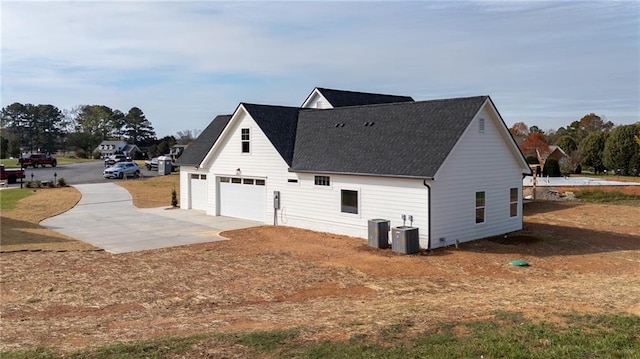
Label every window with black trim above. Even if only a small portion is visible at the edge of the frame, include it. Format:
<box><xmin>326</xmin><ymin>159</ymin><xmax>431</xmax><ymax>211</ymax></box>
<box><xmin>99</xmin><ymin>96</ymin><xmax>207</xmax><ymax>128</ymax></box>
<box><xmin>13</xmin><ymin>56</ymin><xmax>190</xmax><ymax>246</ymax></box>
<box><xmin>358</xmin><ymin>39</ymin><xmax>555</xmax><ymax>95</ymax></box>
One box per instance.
<box><xmin>476</xmin><ymin>191</ymin><xmax>485</xmax><ymax>223</ymax></box>
<box><xmin>241</xmin><ymin>128</ymin><xmax>250</xmax><ymax>153</ymax></box>
<box><xmin>341</xmin><ymin>190</ymin><xmax>358</xmax><ymax>214</ymax></box>
<box><xmin>314</xmin><ymin>175</ymin><xmax>330</xmax><ymax>186</ymax></box>
<box><xmin>510</xmin><ymin>188</ymin><xmax>518</xmax><ymax>217</ymax></box>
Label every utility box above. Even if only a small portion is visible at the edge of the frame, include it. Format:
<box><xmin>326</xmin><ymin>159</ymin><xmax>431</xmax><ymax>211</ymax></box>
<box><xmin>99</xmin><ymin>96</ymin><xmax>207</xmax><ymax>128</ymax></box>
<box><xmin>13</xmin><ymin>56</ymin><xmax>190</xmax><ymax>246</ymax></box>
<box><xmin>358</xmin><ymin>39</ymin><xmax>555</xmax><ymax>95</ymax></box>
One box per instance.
<box><xmin>158</xmin><ymin>156</ymin><xmax>172</xmax><ymax>175</ymax></box>
<box><xmin>391</xmin><ymin>226</ymin><xmax>420</xmax><ymax>254</ymax></box>
<box><xmin>368</xmin><ymin>219</ymin><xmax>390</xmax><ymax>249</ymax></box>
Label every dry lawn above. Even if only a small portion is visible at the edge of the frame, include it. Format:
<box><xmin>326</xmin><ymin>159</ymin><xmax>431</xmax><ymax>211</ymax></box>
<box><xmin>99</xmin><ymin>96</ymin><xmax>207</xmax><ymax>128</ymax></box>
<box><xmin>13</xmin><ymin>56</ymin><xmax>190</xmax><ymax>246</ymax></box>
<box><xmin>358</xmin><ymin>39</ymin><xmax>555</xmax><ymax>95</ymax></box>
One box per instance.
<box><xmin>116</xmin><ymin>174</ymin><xmax>180</xmax><ymax>208</ymax></box>
<box><xmin>0</xmin><ymin>187</ymin><xmax>97</xmax><ymax>252</ymax></box>
<box><xmin>1</xmin><ymin>190</ymin><xmax>639</xmax><ymax>353</ymax></box>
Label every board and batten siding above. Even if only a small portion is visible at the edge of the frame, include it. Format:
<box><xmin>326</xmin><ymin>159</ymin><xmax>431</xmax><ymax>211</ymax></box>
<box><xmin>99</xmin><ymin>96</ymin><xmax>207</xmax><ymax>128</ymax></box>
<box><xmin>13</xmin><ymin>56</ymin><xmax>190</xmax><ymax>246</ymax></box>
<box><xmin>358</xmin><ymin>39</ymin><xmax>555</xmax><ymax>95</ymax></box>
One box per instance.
<box><xmin>429</xmin><ymin>102</ymin><xmax>524</xmax><ymax>248</ymax></box>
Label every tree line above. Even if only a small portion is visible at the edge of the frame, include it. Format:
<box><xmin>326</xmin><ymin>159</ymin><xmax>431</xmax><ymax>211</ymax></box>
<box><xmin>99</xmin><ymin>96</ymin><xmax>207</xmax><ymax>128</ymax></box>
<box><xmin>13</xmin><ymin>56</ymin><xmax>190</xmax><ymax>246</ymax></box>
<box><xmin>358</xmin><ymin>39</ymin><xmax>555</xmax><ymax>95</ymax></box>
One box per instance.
<box><xmin>0</xmin><ymin>103</ymin><xmax>200</xmax><ymax>159</ymax></box>
<box><xmin>511</xmin><ymin>113</ymin><xmax>640</xmax><ymax>176</ymax></box>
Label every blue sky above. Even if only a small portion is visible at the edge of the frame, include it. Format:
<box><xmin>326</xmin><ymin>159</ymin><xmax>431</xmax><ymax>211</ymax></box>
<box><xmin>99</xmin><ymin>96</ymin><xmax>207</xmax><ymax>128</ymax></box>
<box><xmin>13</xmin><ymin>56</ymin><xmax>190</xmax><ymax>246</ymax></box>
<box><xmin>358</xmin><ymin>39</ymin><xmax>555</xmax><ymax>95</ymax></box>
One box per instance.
<box><xmin>2</xmin><ymin>1</ymin><xmax>638</xmax><ymax>138</ymax></box>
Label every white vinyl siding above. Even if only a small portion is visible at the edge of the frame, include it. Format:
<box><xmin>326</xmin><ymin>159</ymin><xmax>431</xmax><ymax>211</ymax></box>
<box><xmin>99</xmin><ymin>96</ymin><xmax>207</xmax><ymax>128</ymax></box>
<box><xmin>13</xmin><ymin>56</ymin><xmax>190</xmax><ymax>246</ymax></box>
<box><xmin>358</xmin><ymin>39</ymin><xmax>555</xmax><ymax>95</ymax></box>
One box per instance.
<box><xmin>281</xmin><ymin>174</ymin><xmax>429</xmax><ymax>247</ymax></box>
<box><xmin>429</xmin><ymin>103</ymin><xmax>524</xmax><ymax>248</ymax></box>
<box><xmin>203</xmin><ymin>106</ymin><xmax>292</xmax><ymax>222</ymax></box>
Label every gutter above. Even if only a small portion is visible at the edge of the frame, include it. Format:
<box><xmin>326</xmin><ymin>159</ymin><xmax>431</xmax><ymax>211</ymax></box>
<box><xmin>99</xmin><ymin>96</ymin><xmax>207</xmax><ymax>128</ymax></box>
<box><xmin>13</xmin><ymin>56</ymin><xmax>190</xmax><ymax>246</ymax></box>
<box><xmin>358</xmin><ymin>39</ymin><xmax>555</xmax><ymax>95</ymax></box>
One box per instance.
<box><xmin>289</xmin><ymin>168</ymin><xmax>435</xmax><ymax>181</ymax></box>
<box><xmin>423</xmin><ymin>180</ymin><xmax>432</xmax><ymax>251</ymax></box>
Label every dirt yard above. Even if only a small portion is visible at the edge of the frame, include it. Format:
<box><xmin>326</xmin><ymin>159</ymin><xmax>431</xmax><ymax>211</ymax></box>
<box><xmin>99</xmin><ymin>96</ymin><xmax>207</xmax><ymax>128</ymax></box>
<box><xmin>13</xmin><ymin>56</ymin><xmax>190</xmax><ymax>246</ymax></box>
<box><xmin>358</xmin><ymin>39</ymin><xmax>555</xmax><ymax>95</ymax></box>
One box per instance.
<box><xmin>1</xmin><ymin>201</ymin><xmax>639</xmax><ymax>352</ymax></box>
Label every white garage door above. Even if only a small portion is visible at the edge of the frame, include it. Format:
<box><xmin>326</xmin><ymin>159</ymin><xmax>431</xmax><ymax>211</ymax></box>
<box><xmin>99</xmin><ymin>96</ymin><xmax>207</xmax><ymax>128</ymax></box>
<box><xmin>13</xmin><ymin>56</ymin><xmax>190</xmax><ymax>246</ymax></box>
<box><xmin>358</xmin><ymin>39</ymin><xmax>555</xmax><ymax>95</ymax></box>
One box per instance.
<box><xmin>219</xmin><ymin>176</ymin><xmax>266</xmax><ymax>222</ymax></box>
<box><xmin>190</xmin><ymin>174</ymin><xmax>208</xmax><ymax>210</ymax></box>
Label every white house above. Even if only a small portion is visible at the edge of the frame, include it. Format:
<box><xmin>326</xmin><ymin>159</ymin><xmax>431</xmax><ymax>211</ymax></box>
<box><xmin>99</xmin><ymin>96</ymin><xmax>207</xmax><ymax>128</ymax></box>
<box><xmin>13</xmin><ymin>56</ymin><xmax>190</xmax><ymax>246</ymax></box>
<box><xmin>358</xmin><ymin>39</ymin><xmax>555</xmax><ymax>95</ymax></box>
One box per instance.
<box><xmin>94</xmin><ymin>140</ymin><xmax>140</xmax><ymax>159</ymax></box>
<box><xmin>177</xmin><ymin>88</ymin><xmax>531</xmax><ymax>250</ymax></box>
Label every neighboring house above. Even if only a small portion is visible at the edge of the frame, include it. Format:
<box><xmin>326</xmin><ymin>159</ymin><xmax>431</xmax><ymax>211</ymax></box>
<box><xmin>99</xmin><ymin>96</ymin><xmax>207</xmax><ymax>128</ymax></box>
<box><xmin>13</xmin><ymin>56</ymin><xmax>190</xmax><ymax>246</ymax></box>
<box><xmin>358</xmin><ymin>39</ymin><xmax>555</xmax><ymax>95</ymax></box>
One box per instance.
<box><xmin>169</xmin><ymin>145</ymin><xmax>189</xmax><ymax>162</ymax></box>
<box><xmin>177</xmin><ymin>88</ymin><xmax>530</xmax><ymax>250</ymax></box>
<box><xmin>536</xmin><ymin>145</ymin><xmax>567</xmax><ymax>170</ymax></box>
<box><xmin>94</xmin><ymin>140</ymin><xmax>140</xmax><ymax>159</ymax></box>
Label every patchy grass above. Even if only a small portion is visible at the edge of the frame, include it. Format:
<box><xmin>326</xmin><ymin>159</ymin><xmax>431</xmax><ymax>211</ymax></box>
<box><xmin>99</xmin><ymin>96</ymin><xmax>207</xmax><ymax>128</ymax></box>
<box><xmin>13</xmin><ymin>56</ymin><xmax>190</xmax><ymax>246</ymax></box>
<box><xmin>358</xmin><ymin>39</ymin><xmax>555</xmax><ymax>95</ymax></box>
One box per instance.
<box><xmin>2</xmin><ymin>313</ymin><xmax>638</xmax><ymax>358</ymax></box>
<box><xmin>0</xmin><ymin>189</ymin><xmax>33</xmax><ymax>210</ymax></box>
<box><xmin>116</xmin><ymin>174</ymin><xmax>180</xmax><ymax>208</ymax></box>
<box><xmin>0</xmin><ymin>187</ymin><xmax>96</xmax><ymax>252</ymax></box>
<box><xmin>0</xmin><ymin>175</ymin><xmax>179</xmax><ymax>252</ymax></box>
<box><xmin>55</xmin><ymin>157</ymin><xmax>97</xmax><ymax>166</ymax></box>
<box><xmin>575</xmin><ymin>189</ymin><xmax>640</xmax><ymax>206</ymax></box>
<box><xmin>0</xmin><ymin>157</ymin><xmax>96</xmax><ymax>168</ymax></box>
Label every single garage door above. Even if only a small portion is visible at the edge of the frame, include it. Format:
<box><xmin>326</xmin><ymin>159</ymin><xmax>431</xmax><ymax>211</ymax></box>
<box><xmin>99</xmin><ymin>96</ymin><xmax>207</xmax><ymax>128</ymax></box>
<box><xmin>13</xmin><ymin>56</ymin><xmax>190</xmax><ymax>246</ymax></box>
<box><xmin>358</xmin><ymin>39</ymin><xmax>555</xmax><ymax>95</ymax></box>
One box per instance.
<box><xmin>219</xmin><ymin>176</ymin><xmax>266</xmax><ymax>222</ymax></box>
<box><xmin>190</xmin><ymin>173</ymin><xmax>208</xmax><ymax>210</ymax></box>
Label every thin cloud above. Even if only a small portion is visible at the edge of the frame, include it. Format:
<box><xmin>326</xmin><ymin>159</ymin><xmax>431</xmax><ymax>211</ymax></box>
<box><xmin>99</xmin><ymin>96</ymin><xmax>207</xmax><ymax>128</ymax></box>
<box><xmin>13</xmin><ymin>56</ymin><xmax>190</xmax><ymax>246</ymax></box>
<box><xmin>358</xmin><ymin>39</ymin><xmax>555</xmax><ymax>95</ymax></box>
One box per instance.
<box><xmin>1</xmin><ymin>1</ymin><xmax>638</xmax><ymax>137</ymax></box>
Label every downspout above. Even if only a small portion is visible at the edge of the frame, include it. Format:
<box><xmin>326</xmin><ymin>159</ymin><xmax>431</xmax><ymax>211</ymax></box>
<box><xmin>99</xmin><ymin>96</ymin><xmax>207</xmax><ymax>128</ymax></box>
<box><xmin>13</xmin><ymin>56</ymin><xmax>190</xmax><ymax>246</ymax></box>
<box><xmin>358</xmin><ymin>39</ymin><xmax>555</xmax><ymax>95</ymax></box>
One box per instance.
<box><xmin>423</xmin><ymin>180</ymin><xmax>432</xmax><ymax>251</ymax></box>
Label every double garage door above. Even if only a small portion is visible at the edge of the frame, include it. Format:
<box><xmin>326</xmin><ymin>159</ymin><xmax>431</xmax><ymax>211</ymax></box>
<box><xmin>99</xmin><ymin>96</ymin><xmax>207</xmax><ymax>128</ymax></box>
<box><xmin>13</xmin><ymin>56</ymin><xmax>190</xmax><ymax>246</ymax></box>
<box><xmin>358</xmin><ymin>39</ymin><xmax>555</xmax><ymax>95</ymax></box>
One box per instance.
<box><xmin>219</xmin><ymin>176</ymin><xmax>266</xmax><ymax>222</ymax></box>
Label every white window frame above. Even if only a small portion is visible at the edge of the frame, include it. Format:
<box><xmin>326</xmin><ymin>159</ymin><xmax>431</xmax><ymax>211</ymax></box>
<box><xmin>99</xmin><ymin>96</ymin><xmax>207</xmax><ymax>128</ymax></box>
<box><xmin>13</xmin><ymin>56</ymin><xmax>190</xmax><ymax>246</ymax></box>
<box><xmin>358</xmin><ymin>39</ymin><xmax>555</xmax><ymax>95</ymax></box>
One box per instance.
<box><xmin>314</xmin><ymin>175</ymin><xmax>331</xmax><ymax>187</ymax></box>
<box><xmin>475</xmin><ymin>191</ymin><xmax>485</xmax><ymax>224</ymax></box>
<box><xmin>509</xmin><ymin>188</ymin><xmax>518</xmax><ymax>217</ymax></box>
<box><xmin>241</xmin><ymin>128</ymin><xmax>250</xmax><ymax>154</ymax></box>
<box><xmin>339</xmin><ymin>188</ymin><xmax>361</xmax><ymax>217</ymax></box>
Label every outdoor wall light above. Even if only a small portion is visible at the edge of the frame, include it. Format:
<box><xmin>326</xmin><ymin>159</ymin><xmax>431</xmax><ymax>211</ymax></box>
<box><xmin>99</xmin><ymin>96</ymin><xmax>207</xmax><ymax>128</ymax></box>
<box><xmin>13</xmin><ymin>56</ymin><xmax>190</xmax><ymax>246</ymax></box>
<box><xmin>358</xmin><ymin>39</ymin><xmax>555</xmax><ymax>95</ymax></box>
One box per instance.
<box><xmin>236</xmin><ymin>168</ymin><xmax>241</xmax><ymax>176</ymax></box>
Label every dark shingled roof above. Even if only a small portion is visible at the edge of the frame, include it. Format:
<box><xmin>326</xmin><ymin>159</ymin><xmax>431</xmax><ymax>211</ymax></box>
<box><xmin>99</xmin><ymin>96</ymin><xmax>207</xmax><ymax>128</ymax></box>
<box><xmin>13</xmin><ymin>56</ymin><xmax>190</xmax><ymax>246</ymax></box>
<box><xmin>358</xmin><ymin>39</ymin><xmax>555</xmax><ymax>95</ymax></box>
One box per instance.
<box><xmin>316</xmin><ymin>88</ymin><xmax>414</xmax><ymax>107</ymax></box>
<box><xmin>242</xmin><ymin>103</ymin><xmax>300</xmax><ymax>166</ymax></box>
<box><xmin>291</xmin><ymin>96</ymin><xmax>489</xmax><ymax>178</ymax></box>
<box><xmin>176</xmin><ymin>114</ymin><xmax>232</xmax><ymax>166</ymax></box>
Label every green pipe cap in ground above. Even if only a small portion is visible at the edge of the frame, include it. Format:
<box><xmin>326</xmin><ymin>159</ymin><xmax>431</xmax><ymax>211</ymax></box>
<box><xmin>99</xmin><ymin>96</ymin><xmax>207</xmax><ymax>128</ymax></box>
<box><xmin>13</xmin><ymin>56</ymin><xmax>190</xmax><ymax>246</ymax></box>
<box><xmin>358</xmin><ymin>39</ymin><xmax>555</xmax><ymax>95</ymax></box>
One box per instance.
<box><xmin>509</xmin><ymin>259</ymin><xmax>530</xmax><ymax>267</ymax></box>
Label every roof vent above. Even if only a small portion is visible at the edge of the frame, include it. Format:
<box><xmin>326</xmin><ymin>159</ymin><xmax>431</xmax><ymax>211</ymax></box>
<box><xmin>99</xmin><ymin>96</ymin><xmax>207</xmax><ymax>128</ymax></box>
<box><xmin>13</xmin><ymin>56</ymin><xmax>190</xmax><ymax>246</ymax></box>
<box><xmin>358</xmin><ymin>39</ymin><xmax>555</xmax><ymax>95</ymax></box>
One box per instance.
<box><xmin>364</xmin><ymin>122</ymin><xmax>375</xmax><ymax>127</ymax></box>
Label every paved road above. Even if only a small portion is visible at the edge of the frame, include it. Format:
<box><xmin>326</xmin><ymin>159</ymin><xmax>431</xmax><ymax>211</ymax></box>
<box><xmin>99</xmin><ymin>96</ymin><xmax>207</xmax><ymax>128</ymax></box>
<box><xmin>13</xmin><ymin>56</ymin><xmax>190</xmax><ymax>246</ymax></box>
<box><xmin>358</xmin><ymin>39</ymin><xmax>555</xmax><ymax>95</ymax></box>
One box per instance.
<box><xmin>19</xmin><ymin>160</ymin><xmax>159</xmax><ymax>186</ymax></box>
<box><xmin>41</xmin><ymin>183</ymin><xmax>260</xmax><ymax>254</ymax></box>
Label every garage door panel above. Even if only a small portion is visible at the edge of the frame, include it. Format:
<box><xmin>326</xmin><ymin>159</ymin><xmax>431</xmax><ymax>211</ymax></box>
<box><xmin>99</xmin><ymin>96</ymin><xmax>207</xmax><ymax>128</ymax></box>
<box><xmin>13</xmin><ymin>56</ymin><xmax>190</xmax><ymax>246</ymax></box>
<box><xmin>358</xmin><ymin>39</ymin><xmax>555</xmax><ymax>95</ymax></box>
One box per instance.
<box><xmin>219</xmin><ymin>178</ymin><xmax>265</xmax><ymax>222</ymax></box>
<box><xmin>190</xmin><ymin>174</ymin><xmax>207</xmax><ymax>210</ymax></box>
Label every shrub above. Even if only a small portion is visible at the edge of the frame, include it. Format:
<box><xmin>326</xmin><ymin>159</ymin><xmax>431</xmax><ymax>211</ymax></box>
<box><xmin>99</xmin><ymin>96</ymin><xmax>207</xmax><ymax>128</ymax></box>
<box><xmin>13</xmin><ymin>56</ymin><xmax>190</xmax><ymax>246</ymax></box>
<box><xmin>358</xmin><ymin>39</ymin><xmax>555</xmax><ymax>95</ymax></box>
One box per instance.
<box><xmin>543</xmin><ymin>159</ymin><xmax>561</xmax><ymax>177</ymax></box>
<box><xmin>57</xmin><ymin>177</ymin><xmax>67</xmax><ymax>187</ymax></box>
<box><xmin>75</xmin><ymin>149</ymin><xmax>87</xmax><ymax>159</ymax></box>
<box><xmin>574</xmin><ymin>164</ymin><xmax>582</xmax><ymax>174</ymax></box>
<box><xmin>92</xmin><ymin>150</ymin><xmax>102</xmax><ymax>159</ymax></box>
<box><xmin>171</xmin><ymin>187</ymin><xmax>178</xmax><ymax>207</ymax></box>
<box><xmin>526</xmin><ymin>155</ymin><xmax>539</xmax><ymax>164</ymax></box>
<box><xmin>26</xmin><ymin>181</ymin><xmax>42</xmax><ymax>188</ymax></box>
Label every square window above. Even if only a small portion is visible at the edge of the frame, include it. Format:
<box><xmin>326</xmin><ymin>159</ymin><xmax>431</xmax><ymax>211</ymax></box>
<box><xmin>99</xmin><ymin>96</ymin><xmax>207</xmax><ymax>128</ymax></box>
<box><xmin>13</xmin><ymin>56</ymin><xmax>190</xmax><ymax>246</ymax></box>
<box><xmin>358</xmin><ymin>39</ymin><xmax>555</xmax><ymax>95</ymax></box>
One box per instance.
<box><xmin>191</xmin><ymin>174</ymin><xmax>199</xmax><ymax>179</ymax></box>
<box><xmin>231</xmin><ymin>178</ymin><xmax>241</xmax><ymax>184</ymax></box>
<box><xmin>475</xmin><ymin>191</ymin><xmax>485</xmax><ymax>223</ymax></box>
<box><xmin>314</xmin><ymin>175</ymin><xmax>330</xmax><ymax>186</ymax></box>
<box><xmin>241</xmin><ymin>128</ymin><xmax>250</xmax><ymax>153</ymax></box>
<box><xmin>243</xmin><ymin>178</ymin><xmax>254</xmax><ymax>185</ymax></box>
<box><xmin>341</xmin><ymin>190</ymin><xmax>358</xmax><ymax>214</ymax></box>
<box><xmin>220</xmin><ymin>177</ymin><xmax>230</xmax><ymax>183</ymax></box>
<box><xmin>255</xmin><ymin>179</ymin><xmax>265</xmax><ymax>186</ymax></box>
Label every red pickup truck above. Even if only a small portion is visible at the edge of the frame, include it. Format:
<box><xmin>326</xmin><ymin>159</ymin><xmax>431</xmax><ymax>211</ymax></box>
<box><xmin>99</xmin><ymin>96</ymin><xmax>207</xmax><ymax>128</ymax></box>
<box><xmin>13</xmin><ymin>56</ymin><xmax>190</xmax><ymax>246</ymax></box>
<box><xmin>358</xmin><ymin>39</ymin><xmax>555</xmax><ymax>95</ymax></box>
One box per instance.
<box><xmin>18</xmin><ymin>153</ymin><xmax>58</xmax><ymax>168</ymax></box>
<box><xmin>0</xmin><ymin>164</ymin><xmax>26</xmax><ymax>184</ymax></box>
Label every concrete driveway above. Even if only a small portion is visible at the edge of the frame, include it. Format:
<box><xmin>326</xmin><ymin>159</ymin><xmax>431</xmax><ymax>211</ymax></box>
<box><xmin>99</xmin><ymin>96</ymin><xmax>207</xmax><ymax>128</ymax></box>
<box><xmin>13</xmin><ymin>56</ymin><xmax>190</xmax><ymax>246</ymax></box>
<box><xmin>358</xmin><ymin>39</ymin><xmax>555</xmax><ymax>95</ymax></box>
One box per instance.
<box><xmin>41</xmin><ymin>183</ymin><xmax>260</xmax><ymax>254</ymax></box>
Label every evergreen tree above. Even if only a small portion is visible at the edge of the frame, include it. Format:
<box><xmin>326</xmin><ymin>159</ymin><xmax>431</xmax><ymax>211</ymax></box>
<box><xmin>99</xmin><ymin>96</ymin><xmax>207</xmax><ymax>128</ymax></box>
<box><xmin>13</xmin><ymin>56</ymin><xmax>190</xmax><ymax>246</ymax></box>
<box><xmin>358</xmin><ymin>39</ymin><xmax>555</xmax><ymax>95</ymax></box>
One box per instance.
<box><xmin>124</xmin><ymin>107</ymin><xmax>156</xmax><ymax>145</ymax></box>
<box><xmin>603</xmin><ymin>124</ymin><xmax>640</xmax><ymax>176</ymax></box>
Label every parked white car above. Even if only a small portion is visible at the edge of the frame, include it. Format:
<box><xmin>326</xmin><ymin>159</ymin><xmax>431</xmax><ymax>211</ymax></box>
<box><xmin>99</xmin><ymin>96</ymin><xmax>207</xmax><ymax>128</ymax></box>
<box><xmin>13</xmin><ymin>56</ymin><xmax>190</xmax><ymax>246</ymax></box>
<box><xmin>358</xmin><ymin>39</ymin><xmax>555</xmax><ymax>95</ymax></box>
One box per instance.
<box><xmin>103</xmin><ymin>162</ymin><xmax>141</xmax><ymax>179</ymax></box>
